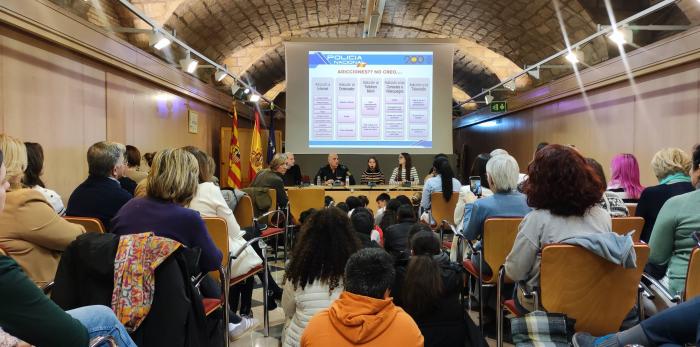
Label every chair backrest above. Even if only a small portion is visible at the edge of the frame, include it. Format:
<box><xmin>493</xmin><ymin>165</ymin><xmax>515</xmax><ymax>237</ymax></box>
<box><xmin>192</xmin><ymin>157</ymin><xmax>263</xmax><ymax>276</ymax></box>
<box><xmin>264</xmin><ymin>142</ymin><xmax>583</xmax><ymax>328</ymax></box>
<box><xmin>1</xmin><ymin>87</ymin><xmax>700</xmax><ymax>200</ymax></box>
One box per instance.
<box><xmin>233</xmin><ymin>195</ymin><xmax>254</xmax><ymax>229</ymax></box>
<box><xmin>625</xmin><ymin>203</ymin><xmax>637</xmax><ymax>216</ymax></box>
<box><xmin>267</xmin><ymin>189</ymin><xmax>277</xmax><ymax>212</ymax></box>
<box><xmin>482</xmin><ymin>217</ymin><xmax>523</xmax><ymax>283</ymax></box>
<box><xmin>0</xmin><ymin>248</ymin><xmax>6</xmax><ymax>256</ymax></box>
<box><xmin>64</xmin><ymin>216</ymin><xmax>106</xmax><ymax>233</ymax></box>
<box><xmin>540</xmin><ymin>244</ymin><xmax>650</xmax><ymax>336</ymax></box>
<box><xmin>684</xmin><ymin>247</ymin><xmax>700</xmax><ymax>301</ymax></box>
<box><xmin>430</xmin><ymin>192</ymin><xmax>458</xmax><ymax>227</ymax></box>
<box><xmin>202</xmin><ymin>217</ymin><xmax>230</xmax><ymax>277</ymax></box>
<box><xmin>611</xmin><ymin>217</ymin><xmax>644</xmax><ymax>242</ymax></box>
<box><xmin>287</xmin><ymin>188</ymin><xmax>325</xmax><ymax>223</ymax></box>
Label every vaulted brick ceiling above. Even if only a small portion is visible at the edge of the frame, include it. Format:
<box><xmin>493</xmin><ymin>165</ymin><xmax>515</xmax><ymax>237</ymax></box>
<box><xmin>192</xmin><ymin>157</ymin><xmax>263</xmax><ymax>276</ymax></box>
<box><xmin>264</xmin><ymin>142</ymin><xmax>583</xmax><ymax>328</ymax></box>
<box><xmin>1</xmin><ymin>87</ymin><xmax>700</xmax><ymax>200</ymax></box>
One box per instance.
<box><xmin>131</xmin><ymin>0</ymin><xmax>612</xmax><ymax>104</ymax></box>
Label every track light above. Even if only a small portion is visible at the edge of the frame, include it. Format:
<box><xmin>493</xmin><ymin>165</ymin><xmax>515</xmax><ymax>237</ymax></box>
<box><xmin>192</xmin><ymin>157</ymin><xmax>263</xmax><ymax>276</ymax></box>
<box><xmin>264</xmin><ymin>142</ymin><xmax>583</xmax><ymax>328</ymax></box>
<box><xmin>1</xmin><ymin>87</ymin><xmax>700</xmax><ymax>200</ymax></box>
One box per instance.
<box><xmin>565</xmin><ymin>50</ymin><xmax>582</xmax><ymax>65</ymax></box>
<box><xmin>527</xmin><ymin>66</ymin><xmax>540</xmax><ymax>80</ymax></box>
<box><xmin>249</xmin><ymin>94</ymin><xmax>260</xmax><ymax>102</ymax></box>
<box><xmin>608</xmin><ymin>27</ymin><xmax>633</xmax><ymax>45</ymax></box>
<box><xmin>484</xmin><ymin>94</ymin><xmax>494</xmax><ymax>105</ymax></box>
<box><xmin>503</xmin><ymin>80</ymin><xmax>516</xmax><ymax>92</ymax></box>
<box><xmin>149</xmin><ymin>31</ymin><xmax>171</xmax><ymax>50</ymax></box>
<box><xmin>231</xmin><ymin>84</ymin><xmax>240</xmax><ymax>95</ymax></box>
<box><xmin>179</xmin><ymin>51</ymin><xmax>198</xmax><ymax>73</ymax></box>
<box><xmin>243</xmin><ymin>88</ymin><xmax>250</xmax><ymax>94</ymax></box>
<box><xmin>215</xmin><ymin>69</ymin><xmax>227</xmax><ymax>82</ymax></box>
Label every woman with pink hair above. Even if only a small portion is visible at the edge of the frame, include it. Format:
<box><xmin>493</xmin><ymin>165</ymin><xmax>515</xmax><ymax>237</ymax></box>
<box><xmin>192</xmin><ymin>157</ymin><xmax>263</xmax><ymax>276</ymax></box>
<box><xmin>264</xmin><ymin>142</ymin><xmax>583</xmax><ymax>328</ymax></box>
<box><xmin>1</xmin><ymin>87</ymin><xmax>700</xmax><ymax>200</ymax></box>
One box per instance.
<box><xmin>607</xmin><ymin>153</ymin><xmax>645</xmax><ymax>203</ymax></box>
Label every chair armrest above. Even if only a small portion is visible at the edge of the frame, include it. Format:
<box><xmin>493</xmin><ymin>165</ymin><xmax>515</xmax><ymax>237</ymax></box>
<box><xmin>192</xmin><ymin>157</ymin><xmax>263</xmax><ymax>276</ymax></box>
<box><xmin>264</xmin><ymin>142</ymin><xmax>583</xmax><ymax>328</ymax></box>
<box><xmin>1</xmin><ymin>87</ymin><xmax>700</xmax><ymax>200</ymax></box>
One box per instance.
<box><xmin>89</xmin><ymin>336</ymin><xmax>117</xmax><ymax>347</ymax></box>
<box><xmin>41</xmin><ymin>281</ymin><xmax>54</xmax><ymax>294</ymax></box>
<box><xmin>641</xmin><ymin>273</ymin><xmax>681</xmax><ymax>303</ymax></box>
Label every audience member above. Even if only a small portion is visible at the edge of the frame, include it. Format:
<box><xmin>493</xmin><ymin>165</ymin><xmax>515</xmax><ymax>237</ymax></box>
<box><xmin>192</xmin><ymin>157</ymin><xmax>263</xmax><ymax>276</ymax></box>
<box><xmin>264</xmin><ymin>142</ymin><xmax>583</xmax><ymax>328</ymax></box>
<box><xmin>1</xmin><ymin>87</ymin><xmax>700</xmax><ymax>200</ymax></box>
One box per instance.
<box><xmin>358</xmin><ymin>195</ymin><xmax>369</xmax><ymax>207</ymax></box>
<box><xmin>391</xmin><ymin>223</ymin><xmax>433</xmax><ymax>307</ymax></box>
<box><xmin>389</xmin><ymin>152</ymin><xmax>419</xmax><ymax>184</ymax></box>
<box><xmin>184</xmin><ymin>146</ymin><xmax>260</xmax><ymax>323</ymax></box>
<box><xmin>351</xmin><ymin>207</ymin><xmax>380</xmax><ymax>248</ymax></box>
<box><xmin>374</xmin><ymin>193</ymin><xmax>391</xmax><ymax>224</ymax></box>
<box><xmin>282</xmin><ymin>208</ymin><xmax>361</xmax><ymax>347</ymax></box>
<box><xmin>378</xmin><ymin>198</ymin><xmax>401</xmax><ymax>231</ymax></box>
<box><xmin>109</xmin><ymin>149</ymin><xmax>257</xmax><ymax>339</ymax></box>
<box><xmin>335</xmin><ymin>202</ymin><xmax>349</xmax><ymax>213</ymax></box>
<box><xmin>298</xmin><ymin>208</ymin><xmax>317</xmax><ymax>225</ymax></box>
<box><xmin>282</xmin><ymin>152</ymin><xmax>303</xmax><ymax>186</ymax></box>
<box><xmin>66</xmin><ymin>141</ymin><xmax>132</xmax><ymax>230</ymax></box>
<box><xmin>301</xmin><ymin>248</ymin><xmax>423</xmax><ymax>347</ymax></box>
<box><xmin>207</xmin><ymin>155</ymin><xmax>220</xmax><ymax>186</ymax></box>
<box><xmin>636</xmin><ymin>148</ymin><xmax>694</xmax><ymax>242</ymax></box>
<box><xmin>586</xmin><ymin>158</ymin><xmax>629</xmax><ymax>217</ymax></box>
<box><xmin>402</xmin><ymin>231</ymin><xmax>468</xmax><ymax>347</ymax></box>
<box><xmin>124</xmin><ymin>145</ymin><xmax>148</xmax><ymax>183</ymax></box>
<box><xmin>646</xmin><ymin>144</ymin><xmax>700</xmax><ymax>295</ymax></box>
<box><xmin>420</xmin><ymin>157</ymin><xmax>460</xmax><ymax>218</ymax></box>
<box><xmin>345</xmin><ymin>196</ymin><xmax>363</xmax><ymax>215</ymax></box>
<box><xmin>315</xmin><ymin>153</ymin><xmax>355</xmax><ymax>185</ymax></box>
<box><xmin>607</xmin><ymin>153</ymin><xmax>644</xmax><ymax>203</ymax></box>
<box><xmin>424</xmin><ymin>153</ymin><xmax>448</xmax><ymax>183</ymax></box>
<box><xmin>251</xmin><ymin>153</ymin><xmax>289</xmax><ymax>209</ymax></box>
<box><xmin>384</xmin><ymin>204</ymin><xmax>417</xmax><ymax>257</ymax></box>
<box><xmin>23</xmin><ymin>142</ymin><xmax>65</xmax><ymax>215</ymax></box>
<box><xmin>0</xmin><ymin>135</ymin><xmax>84</xmax><ymax>286</ymax></box>
<box><xmin>454</xmin><ymin>153</ymin><xmax>493</xmax><ymax>230</ymax></box>
<box><xmin>463</xmin><ymin>154</ymin><xmax>531</xmax><ymax>276</ymax></box>
<box><xmin>143</xmin><ymin>152</ymin><xmax>155</xmax><ymax>169</ymax></box>
<box><xmin>573</xmin><ymin>296</ymin><xmax>700</xmax><ymax>347</ymax></box>
<box><xmin>505</xmin><ymin>144</ymin><xmax>611</xmax><ymax>312</ymax></box>
<box><xmin>361</xmin><ymin>156</ymin><xmax>385</xmax><ymax>184</ymax></box>
<box><xmin>534</xmin><ymin>142</ymin><xmax>549</xmax><ymax>157</ymax></box>
<box><xmin>324</xmin><ymin>195</ymin><xmax>334</xmax><ymax>207</ymax></box>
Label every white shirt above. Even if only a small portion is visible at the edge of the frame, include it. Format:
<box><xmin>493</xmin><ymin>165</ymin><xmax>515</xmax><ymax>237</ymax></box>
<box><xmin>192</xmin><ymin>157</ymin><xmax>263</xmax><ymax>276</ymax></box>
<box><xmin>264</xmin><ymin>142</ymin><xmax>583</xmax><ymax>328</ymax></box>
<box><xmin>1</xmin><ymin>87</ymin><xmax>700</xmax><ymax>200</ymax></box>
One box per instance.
<box><xmin>188</xmin><ymin>182</ymin><xmax>244</xmax><ymax>246</ymax></box>
<box><xmin>32</xmin><ymin>186</ymin><xmax>65</xmax><ymax>216</ymax></box>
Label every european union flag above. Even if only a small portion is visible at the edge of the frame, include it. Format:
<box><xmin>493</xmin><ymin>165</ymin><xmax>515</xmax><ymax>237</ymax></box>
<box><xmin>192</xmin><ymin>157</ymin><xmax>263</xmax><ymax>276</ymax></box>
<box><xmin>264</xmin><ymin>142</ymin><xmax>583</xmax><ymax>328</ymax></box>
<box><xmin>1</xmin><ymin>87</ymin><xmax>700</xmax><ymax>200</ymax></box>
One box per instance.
<box><xmin>267</xmin><ymin>111</ymin><xmax>276</xmax><ymax>164</ymax></box>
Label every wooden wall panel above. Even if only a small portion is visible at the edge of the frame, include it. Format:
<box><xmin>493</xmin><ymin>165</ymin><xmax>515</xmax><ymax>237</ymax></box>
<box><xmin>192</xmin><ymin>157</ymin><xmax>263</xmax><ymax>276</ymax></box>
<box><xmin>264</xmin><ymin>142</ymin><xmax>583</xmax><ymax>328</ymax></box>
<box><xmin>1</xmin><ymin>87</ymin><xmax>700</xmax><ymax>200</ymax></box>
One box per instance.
<box><xmin>0</xmin><ymin>23</ymin><xmax>228</xmax><ymax>200</ymax></box>
<box><xmin>455</xmin><ymin>61</ymin><xmax>700</xmax><ymax>187</ymax></box>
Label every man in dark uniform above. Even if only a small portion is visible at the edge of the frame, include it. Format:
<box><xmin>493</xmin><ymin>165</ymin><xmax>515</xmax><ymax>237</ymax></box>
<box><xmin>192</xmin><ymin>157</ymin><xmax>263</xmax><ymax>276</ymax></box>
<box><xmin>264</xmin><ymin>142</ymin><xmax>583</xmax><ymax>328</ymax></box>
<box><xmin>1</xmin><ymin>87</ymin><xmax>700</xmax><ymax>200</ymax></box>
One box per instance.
<box><xmin>315</xmin><ymin>153</ymin><xmax>355</xmax><ymax>185</ymax></box>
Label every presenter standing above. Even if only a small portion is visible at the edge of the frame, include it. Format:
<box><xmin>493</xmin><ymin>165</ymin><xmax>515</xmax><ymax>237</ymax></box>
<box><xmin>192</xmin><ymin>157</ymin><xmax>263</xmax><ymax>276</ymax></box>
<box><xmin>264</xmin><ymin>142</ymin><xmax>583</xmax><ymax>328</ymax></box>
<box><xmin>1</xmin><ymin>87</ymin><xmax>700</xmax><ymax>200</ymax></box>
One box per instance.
<box><xmin>315</xmin><ymin>153</ymin><xmax>355</xmax><ymax>185</ymax></box>
<box><xmin>389</xmin><ymin>152</ymin><xmax>419</xmax><ymax>184</ymax></box>
<box><xmin>360</xmin><ymin>156</ymin><xmax>385</xmax><ymax>185</ymax></box>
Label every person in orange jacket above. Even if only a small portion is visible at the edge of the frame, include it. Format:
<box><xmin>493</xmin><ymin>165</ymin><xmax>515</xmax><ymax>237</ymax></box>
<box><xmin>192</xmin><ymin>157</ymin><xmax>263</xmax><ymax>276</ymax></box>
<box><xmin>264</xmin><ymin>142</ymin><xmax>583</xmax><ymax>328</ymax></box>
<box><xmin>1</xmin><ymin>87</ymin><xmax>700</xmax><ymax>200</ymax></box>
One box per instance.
<box><xmin>301</xmin><ymin>248</ymin><xmax>424</xmax><ymax>347</ymax></box>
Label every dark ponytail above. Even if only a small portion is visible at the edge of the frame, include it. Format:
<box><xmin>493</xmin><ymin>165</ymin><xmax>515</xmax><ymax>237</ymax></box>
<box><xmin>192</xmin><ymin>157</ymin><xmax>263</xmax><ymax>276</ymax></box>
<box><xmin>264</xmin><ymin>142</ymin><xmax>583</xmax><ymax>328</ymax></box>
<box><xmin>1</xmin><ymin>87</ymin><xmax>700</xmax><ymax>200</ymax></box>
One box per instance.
<box><xmin>402</xmin><ymin>231</ymin><xmax>443</xmax><ymax>318</ymax></box>
<box><xmin>434</xmin><ymin>157</ymin><xmax>454</xmax><ymax>201</ymax></box>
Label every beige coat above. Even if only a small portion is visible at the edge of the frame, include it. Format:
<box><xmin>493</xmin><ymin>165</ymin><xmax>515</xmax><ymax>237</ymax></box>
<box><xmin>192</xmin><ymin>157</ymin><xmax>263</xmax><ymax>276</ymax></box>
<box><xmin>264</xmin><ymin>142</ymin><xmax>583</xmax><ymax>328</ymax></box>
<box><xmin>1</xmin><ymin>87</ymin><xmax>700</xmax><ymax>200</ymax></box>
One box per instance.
<box><xmin>0</xmin><ymin>189</ymin><xmax>85</xmax><ymax>286</ymax></box>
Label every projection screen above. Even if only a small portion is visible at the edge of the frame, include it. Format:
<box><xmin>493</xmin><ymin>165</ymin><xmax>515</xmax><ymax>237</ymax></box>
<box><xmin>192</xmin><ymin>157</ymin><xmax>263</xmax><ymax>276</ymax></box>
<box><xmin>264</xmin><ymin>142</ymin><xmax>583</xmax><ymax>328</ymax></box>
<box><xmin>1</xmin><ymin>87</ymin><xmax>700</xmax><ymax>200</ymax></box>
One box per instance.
<box><xmin>285</xmin><ymin>38</ymin><xmax>455</xmax><ymax>154</ymax></box>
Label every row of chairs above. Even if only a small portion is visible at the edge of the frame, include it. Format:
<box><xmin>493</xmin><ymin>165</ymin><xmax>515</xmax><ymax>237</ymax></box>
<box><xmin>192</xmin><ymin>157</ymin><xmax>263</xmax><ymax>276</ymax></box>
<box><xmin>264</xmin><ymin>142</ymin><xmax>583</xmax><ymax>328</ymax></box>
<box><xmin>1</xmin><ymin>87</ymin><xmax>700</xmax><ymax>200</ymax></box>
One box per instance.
<box><xmin>446</xmin><ymin>216</ymin><xmax>700</xmax><ymax>347</ymax></box>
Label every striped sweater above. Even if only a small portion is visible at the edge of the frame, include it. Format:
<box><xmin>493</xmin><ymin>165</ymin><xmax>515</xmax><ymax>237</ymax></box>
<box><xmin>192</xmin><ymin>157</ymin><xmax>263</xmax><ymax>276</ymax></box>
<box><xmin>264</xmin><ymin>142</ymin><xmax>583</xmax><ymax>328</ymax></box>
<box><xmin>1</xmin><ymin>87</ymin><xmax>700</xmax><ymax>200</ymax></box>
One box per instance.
<box><xmin>389</xmin><ymin>166</ymin><xmax>419</xmax><ymax>184</ymax></box>
<box><xmin>360</xmin><ymin>170</ymin><xmax>385</xmax><ymax>184</ymax></box>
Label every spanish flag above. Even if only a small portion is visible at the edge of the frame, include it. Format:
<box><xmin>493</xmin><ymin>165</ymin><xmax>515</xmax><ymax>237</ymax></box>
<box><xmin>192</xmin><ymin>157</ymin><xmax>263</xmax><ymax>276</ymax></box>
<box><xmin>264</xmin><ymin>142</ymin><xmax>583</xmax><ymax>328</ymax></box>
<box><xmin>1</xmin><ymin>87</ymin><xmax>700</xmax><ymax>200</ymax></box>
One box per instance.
<box><xmin>226</xmin><ymin>103</ymin><xmax>242</xmax><ymax>189</ymax></box>
<box><xmin>249</xmin><ymin>109</ymin><xmax>264</xmax><ymax>181</ymax></box>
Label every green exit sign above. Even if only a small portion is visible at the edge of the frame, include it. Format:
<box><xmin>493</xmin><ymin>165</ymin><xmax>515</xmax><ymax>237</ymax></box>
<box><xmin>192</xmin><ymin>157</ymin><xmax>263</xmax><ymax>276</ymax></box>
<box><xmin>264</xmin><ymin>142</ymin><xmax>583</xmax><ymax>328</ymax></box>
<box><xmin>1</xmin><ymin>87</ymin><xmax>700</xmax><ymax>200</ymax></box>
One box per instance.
<box><xmin>490</xmin><ymin>101</ymin><xmax>507</xmax><ymax>113</ymax></box>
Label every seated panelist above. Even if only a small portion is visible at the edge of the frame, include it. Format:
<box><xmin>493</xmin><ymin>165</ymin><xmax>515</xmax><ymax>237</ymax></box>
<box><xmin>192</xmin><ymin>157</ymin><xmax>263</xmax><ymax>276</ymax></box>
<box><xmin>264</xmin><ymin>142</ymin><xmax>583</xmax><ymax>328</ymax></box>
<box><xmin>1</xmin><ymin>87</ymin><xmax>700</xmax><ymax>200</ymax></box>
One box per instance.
<box><xmin>315</xmin><ymin>153</ymin><xmax>355</xmax><ymax>185</ymax></box>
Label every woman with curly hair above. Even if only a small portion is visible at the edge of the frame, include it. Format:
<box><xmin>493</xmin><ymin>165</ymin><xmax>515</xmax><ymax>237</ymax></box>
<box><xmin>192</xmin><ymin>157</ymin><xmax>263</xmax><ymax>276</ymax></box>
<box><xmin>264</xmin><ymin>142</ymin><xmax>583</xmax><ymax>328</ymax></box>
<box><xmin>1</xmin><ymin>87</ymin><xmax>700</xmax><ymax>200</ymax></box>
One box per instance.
<box><xmin>505</xmin><ymin>144</ymin><xmax>612</xmax><ymax>312</ymax></box>
<box><xmin>281</xmin><ymin>208</ymin><xmax>361</xmax><ymax>347</ymax></box>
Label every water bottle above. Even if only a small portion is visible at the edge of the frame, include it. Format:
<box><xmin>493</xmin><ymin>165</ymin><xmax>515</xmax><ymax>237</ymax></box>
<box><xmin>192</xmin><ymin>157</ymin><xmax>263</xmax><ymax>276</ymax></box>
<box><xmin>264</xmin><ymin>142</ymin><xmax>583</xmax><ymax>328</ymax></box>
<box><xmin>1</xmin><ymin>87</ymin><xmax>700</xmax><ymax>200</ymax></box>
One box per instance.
<box><xmin>316</xmin><ymin>176</ymin><xmax>321</xmax><ymax>186</ymax></box>
<box><xmin>345</xmin><ymin>176</ymin><xmax>350</xmax><ymax>187</ymax></box>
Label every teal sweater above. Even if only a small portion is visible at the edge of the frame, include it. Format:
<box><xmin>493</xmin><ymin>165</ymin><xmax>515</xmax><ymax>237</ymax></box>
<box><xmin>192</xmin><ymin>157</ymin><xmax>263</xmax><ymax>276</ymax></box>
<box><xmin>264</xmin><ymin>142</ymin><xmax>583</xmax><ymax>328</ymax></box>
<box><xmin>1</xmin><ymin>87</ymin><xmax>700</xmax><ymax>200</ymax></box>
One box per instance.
<box><xmin>648</xmin><ymin>189</ymin><xmax>700</xmax><ymax>294</ymax></box>
<box><xmin>0</xmin><ymin>256</ymin><xmax>89</xmax><ymax>346</ymax></box>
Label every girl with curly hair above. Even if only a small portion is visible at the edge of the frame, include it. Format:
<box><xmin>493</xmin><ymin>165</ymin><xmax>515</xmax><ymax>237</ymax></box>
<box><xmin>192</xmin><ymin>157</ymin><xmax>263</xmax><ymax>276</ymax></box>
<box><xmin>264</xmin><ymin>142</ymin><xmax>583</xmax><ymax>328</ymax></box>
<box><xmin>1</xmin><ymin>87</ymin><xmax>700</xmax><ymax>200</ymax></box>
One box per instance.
<box><xmin>281</xmin><ymin>208</ymin><xmax>361</xmax><ymax>347</ymax></box>
<box><xmin>504</xmin><ymin>144</ymin><xmax>612</xmax><ymax>312</ymax></box>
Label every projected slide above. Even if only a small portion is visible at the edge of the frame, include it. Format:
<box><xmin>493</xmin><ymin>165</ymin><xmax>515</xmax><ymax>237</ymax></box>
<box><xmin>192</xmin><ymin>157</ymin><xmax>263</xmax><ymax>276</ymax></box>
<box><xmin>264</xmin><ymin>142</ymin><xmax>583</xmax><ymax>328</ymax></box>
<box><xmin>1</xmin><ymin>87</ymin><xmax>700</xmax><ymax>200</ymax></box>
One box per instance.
<box><xmin>308</xmin><ymin>51</ymin><xmax>433</xmax><ymax>148</ymax></box>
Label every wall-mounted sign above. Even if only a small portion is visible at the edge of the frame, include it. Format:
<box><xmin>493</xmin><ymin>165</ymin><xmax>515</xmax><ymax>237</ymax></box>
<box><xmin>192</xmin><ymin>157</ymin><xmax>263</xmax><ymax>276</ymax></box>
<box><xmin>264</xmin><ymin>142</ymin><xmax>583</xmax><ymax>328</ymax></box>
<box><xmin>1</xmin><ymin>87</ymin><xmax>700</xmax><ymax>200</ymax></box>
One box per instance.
<box><xmin>188</xmin><ymin>110</ymin><xmax>199</xmax><ymax>134</ymax></box>
<box><xmin>490</xmin><ymin>101</ymin><xmax>507</xmax><ymax>113</ymax></box>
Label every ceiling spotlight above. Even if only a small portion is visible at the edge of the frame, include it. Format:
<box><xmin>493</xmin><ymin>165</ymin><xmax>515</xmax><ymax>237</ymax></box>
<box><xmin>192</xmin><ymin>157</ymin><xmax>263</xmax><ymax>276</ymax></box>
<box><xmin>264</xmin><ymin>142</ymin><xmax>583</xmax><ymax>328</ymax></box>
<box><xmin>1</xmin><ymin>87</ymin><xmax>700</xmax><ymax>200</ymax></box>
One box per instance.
<box><xmin>504</xmin><ymin>80</ymin><xmax>516</xmax><ymax>92</ymax></box>
<box><xmin>179</xmin><ymin>51</ymin><xmax>198</xmax><ymax>73</ymax></box>
<box><xmin>215</xmin><ymin>69</ymin><xmax>227</xmax><ymax>82</ymax></box>
<box><xmin>243</xmin><ymin>88</ymin><xmax>250</xmax><ymax>94</ymax></box>
<box><xmin>149</xmin><ymin>31</ymin><xmax>171</xmax><ymax>50</ymax></box>
<box><xmin>527</xmin><ymin>66</ymin><xmax>540</xmax><ymax>80</ymax></box>
<box><xmin>231</xmin><ymin>84</ymin><xmax>240</xmax><ymax>95</ymax></box>
<box><xmin>484</xmin><ymin>94</ymin><xmax>494</xmax><ymax>105</ymax></box>
<box><xmin>608</xmin><ymin>27</ymin><xmax>633</xmax><ymax>45</ymax></box>
<box><xmin>249</xmin><ymin>94</ymin><xmax>261</xmax><ymax>102</ymax></box>
<box><xmin>565</xmin><ymin>50</ymin><xmax>581</xmax><ymax>64</ymax></box>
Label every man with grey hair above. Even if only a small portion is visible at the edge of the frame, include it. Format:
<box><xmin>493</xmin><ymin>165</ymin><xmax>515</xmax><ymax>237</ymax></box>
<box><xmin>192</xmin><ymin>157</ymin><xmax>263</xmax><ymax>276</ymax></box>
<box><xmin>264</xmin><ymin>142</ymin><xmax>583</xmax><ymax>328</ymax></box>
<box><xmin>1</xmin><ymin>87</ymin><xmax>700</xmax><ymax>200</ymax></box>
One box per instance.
<box><xmin>66</xmin><ymin>141</ymin><xmax>132</xmax><ymax>230</ymax></box>
<box><xmin>251</xmin><ymin>153</ymin><xmax>289</xmax><ymax>209</ymax></box>
<box><xmin>315</xmin><ymin>153</ymin><xmax>355</xmax><ymax>185</ymax></box>
<box><xmin>282</xmin><ymin>152</ymin><xmax>303</xmax><ymax>186</ymax></box>
<box><xmin>463</xmin><ymin>154</ymin><xmax>532</xmax><ymax>273</ymax></box>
